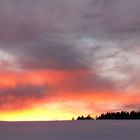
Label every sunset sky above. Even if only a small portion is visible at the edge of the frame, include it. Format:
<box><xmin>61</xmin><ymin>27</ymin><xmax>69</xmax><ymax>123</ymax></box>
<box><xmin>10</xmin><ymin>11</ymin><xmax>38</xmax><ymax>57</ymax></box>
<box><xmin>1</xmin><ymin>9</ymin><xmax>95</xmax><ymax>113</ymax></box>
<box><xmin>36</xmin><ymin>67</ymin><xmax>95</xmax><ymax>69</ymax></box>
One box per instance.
<box><xmin>0</xmin><ymin>0</ymin><xmax>140</xmax><ymax>121</ymax></box>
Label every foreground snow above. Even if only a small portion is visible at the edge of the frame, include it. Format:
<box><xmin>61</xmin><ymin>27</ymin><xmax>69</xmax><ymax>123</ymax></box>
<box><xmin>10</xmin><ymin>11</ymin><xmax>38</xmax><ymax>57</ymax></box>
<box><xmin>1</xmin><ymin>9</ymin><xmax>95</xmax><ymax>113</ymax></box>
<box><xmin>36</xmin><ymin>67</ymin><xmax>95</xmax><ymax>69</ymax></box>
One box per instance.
<box><xmin>0</xmin><ymin>120</ymin><xmax>139</xmax><ymax>140</ymax></box>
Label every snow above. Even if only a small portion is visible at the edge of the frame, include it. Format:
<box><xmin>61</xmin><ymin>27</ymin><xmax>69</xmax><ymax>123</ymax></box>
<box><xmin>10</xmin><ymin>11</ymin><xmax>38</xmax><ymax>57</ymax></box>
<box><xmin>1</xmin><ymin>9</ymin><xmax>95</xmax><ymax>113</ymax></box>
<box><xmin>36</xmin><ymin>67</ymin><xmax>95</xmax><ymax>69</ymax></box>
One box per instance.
<box><xmin>0</xmin><ymin>120</ymin><xmax>139</xmax><ymax>140</ymax></box>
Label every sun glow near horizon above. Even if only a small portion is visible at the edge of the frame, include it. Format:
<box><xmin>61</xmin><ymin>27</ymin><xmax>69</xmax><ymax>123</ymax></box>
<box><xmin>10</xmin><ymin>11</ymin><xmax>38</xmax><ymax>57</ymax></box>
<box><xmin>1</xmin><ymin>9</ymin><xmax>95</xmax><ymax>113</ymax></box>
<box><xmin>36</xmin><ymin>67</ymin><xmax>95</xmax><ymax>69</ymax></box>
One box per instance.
<box><xmin>0</xmin><ymin>108</ymin><xmax>73</xmax><ymax>121</ymax></box>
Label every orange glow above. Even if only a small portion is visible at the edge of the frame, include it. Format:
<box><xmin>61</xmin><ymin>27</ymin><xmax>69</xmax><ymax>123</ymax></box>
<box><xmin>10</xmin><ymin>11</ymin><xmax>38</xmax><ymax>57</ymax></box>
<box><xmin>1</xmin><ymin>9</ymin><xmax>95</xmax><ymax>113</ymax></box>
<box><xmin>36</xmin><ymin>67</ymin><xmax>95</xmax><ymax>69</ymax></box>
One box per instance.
<box><xmin>0</xmin><ymin>70</ymin><xmax>139</xmax><ymax>121</ymax></box>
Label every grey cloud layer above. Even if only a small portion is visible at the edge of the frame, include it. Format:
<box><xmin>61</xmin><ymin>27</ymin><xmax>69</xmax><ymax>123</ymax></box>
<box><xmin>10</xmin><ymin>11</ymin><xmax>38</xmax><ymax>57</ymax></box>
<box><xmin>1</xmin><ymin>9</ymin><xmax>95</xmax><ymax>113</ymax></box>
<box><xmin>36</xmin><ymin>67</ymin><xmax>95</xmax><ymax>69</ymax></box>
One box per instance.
<box><xmin>3</xmin><ymin>41</ymin><xmax>87</xmax><ymax>70</ymax></box>
<box><xmin>0</xmin><ymin>0</ymin><xmax>140</xmax><ymax>43</ymax></box>
<box><xmin>0</xmin><ymin>0</ymin><xmax>139</xmax><ymax>70</ymax></box>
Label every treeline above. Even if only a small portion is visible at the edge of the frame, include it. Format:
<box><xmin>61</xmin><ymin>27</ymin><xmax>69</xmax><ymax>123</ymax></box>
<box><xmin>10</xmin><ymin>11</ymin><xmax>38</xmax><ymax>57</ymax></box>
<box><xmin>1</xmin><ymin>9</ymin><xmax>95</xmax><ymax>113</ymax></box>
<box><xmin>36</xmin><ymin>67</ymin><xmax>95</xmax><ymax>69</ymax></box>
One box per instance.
<box><xmin>75</xmin><ymin>111</ymin><xmax>140</xmax><ymax>120</ymax></box>
<box><xmin>96</xmin><ymin>111</ymin><xmax>140</xmax><ymax>120</ymax></box>
<box><xmin>77</xmin><ymin>115</ymin><xmax>94</xmax><ymax>120</ymax></box>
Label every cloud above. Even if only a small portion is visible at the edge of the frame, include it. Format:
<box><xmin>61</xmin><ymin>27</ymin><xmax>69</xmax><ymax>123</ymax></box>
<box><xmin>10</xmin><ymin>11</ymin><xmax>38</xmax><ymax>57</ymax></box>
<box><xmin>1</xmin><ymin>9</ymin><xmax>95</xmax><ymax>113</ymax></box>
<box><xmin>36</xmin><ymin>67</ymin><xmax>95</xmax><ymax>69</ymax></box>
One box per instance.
<box><xmin>51</xmin><ymin>70</ymin><xmax>116</xmax><ymax>93</ymax></box>
<box><xmin>124</xmin><ymin>104</ymin><xmax>140</xmax><ymax>111</ymax></box>
<box><xmin>0</xmin><ymin>0</ymin><xmax>140</xmax><ymax>43</ymax></box>
<box><xmin>83</xmin><ymin>0</ymin><xmax>140</xmax><ymax>37</ymax></box>
<box><xmin>0</xmin><ymin>0</ymin><xmax>140</xmax><ymax>71</ymax></box>
<box><xmin>0</xmin><ymin>84</ymin><xmax>48</xmax><ymax>110</ymax></box>
<box><xmin>0</xmin><ymin>0</ymin><xmax>139</xmax><ymax>114</ymax></box>
<box><xmin>13</xmin><ymin>41</ymin><xmax>88</xmax><ymax>70</ymax></box>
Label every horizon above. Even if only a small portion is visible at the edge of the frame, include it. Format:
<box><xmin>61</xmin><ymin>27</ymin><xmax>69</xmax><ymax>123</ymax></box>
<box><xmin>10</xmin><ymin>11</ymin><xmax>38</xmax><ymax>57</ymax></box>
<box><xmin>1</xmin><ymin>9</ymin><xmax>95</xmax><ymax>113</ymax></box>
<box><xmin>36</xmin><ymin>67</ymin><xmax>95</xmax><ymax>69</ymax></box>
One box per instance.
<box><xmin>0</xmin><ymin>0</ymin><xmax>140</xmax><ymax>121</ymax></box>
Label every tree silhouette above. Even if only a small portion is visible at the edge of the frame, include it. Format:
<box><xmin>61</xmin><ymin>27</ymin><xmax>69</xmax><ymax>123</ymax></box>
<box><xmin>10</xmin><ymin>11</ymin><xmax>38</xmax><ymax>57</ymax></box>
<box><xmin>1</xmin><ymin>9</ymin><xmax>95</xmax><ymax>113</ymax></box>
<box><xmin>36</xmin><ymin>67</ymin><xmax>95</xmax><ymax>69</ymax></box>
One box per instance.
<box><xmin>96</xmin><ymin>111</ymin><xmax>140</xmax><ymax>120</ymax></box>
<box><xmin>75</xmin><ymin>111</ymin><xmax>140</xmax><ymax>120</ymax></box>
<box><xmin>77</xmin><ymin>115</ymin><xmax>94</xmax><ymax>120</ymax></box>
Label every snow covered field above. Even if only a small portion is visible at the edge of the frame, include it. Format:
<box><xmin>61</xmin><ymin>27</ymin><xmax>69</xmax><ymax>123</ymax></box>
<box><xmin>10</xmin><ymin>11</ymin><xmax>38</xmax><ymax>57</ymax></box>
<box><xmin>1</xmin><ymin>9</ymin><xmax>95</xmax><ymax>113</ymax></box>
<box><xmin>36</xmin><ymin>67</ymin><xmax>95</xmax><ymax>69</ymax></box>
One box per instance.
<box><xmin>0</xmin><ymin>120</ymin><xmax>139</xmax><ymax>140</ymax></box>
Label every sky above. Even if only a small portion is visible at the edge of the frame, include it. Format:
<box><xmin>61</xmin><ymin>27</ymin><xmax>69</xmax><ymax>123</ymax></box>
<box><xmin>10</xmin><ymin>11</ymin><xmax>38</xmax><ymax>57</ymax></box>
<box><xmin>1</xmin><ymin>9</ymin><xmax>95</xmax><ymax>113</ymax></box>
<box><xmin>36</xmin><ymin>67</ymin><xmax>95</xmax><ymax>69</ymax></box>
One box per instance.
<box><xmin>0</xmin><ymin>0</ymin><xmax>140</xmax><ymax>121</ymax></box>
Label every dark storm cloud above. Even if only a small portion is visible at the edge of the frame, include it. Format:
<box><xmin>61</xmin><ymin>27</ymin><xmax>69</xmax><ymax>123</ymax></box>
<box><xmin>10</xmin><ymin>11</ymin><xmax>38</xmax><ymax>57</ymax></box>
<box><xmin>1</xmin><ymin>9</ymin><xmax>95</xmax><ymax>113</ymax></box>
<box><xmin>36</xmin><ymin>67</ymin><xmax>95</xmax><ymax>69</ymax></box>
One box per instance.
<box><xmin>6</xmin><ymin>41</ymin><xmax>88</xmax><ymax>70</ymax></box>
